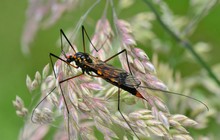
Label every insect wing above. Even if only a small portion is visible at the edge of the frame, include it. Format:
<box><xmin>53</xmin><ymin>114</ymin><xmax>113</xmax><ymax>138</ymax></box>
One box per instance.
<box><xmin>84</xmin><ymin>56</ymin><xmax>141</xmax><ymax>88</ymax></box>
<box><xmin>124</xmin><ymin>75</ymin><xmax>141</xmax><ymax>88</ymax></box>
<box><xmin>85</xmin><ymin>55</ymin><xmax>122</xmax><ymax>78</ymax></box>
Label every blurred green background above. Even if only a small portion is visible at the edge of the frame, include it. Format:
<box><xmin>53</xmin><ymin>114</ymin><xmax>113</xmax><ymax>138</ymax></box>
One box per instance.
<box><xmin>0</xmin><ymin>0</ymin><xmax>220</xmax><ymax>140</ymax></box>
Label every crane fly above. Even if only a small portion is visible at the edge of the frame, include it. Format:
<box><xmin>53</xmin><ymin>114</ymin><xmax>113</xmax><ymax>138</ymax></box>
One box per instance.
<box><xmin>49</xmin><ymin>26</ymin><xmax>145</xmax><ymax>139</ymax></box>
<box><xmin>32</xmin><ymin>25</ymin><xmax>208</xmax><ymax>140</ymax></box>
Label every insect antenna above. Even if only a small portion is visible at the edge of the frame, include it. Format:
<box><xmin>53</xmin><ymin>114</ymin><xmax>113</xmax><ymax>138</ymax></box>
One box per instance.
<box><xmin>138</xmin><ymin>85</ymin><xmax>209</xmax><ymax>111</ymax></box>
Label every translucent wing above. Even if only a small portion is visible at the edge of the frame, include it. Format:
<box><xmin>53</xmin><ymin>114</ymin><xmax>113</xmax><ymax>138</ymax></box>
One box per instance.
<box><xmin>123</xmin><ymin>74</ymin><xmax>141</xmax><ymax>88</ymax></box>
<box><xmin>84</xmin><ymin>55</ymin><xmax>141</xmax><ymax>88</ymax></box>
<box><xmin>85</xmin><ymin>55</ymin><xmax>125</xmax><ymax>78</ymax></box>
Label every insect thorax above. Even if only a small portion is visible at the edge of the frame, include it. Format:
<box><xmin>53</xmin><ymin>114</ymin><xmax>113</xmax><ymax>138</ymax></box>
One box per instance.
<box><xmin>70</xmin><ymin>52</ymin><xmax>92</xmax><ymax>71</ymax></box>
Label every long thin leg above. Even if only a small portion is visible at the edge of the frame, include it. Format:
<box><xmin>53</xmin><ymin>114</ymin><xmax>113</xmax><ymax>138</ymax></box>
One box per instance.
<box><xmin>60</xmin><ymin>30</ymin><xmax>67</xmax><ymax>58</ymax></box>
<box><xmin>104</xmin><ymin>49</ymin><xmax>133</xmax><ymax>76</ymax></box>
<box><xmin>59</xmin><ymin>73</ymin><xmax>84</xmax><ymax>84</ymax></box>
<box><xmin>82</xmin><ymin>26</ymin><xmax>86</xmax><ymax>53</ymax></box>
<box><xmin>60</xmin><ymin>29</ymin><xmax>77</xmax><ymax>54</ymax></box>
<box><xmin>91</xmin><ymin>33</ymin><xmax>111</xmax><ymax>52</ymax></box>
<box><xmin>104</xmin><ymin>49</ymin><xmax>126</xmax><ymax>62</ymax></box>
<box><xmin>82</xmin><ymin>25</ymin><xmax>98</xmax><ymax>52</ymax></box>
<box><xmin>117</xmin><ymin>88</ymin><xmax>140</xmax><ymax>140</ymax></box>
<box><xmin>96</xmin><ymin>34</ymin><xmax>111</xmax><ymax>52</ymax></box>
<box><xmin>57</xmin><ymin>83</ymin><xmax>71</xmax><ymax>140</ymax></box>
<box><xmin>58</xmin><ymin>73</ymin><xmax>84</xmax><ymax>140</ymax></box>
<box><xmin>49</xmin><ymin>52</ymin><xmax>83</xmax><ymax>140</ymax></box>
<box><xmin>31</xmin><ymin>87</ymin><xmax>56</xmax><ymax>123</ymax></box>
<box><xmin>82</xmin><ymin>25</ymin><xmax>112</xmax><ymax>53</ymax></box>
<box><xmin>49</xmin><ymin>53</ymin><xmax>78</xmax><ymax>73</ymax></box>
<box><xmin>34</xmin><ymin>74</ymin><xmax>83</xmax><ymax>140</ymax></box>
<box><xmin>32</xmin><ymin>55</ymin><xmax>80</xmax><ymax>139</ymax></box>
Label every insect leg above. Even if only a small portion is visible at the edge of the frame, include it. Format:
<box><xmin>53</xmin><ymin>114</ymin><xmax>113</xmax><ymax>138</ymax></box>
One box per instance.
<box><xmin>96</xmin><ymin>34</ymin><xmax>111</xmax><ymax>52</ymax></box>
<box><xmin>59</xmin><ymin>73</ymin><xmax>84</xmax><ymax>84</ymax></box>
<box><xmin>49</xmin><ymin>53</ymin><xmax>83</xmax><ymax>140</ymax></box>
<box><xmin>31</xmin><ymin>53</ymin><xmax>68</xmax><ymax>123</ymax></box>
<box><xmin>60</xmin><ymin>29</ymin><xmax>77</xmax><ymax>54</ymax></box>
<box><xmin>82</xmin><ymin>25</ymin><xmax>86</xmax><ymax>53</ymax></box>
<box><xmin>58</xmin><ymin>73</ymin><xmax>84</xmax><ymax>140</ymax></box>
<box><xmin>82</xmin><ymin>25</ymin><xmax>112</xmax><ymax>53</ymax></box>
<box><xmin>31</xmin><ymin>87</ymin><xmax>56</xmax><ymax>123</ymax></box>
<box><xmin>82</xmin><ymin>25</ymin><xmax>98</xmax><ymax>52</ymax></box>
<box><xmin>104</xmin><ymin>49</ymin><xmax>133</xmax><ymax>76</ymax></box>
<box><xmin>117</xmin><ymin>88</ymin><xmax>140</xmax><ymax>140</ymax></box>
<box><xmin>49</xmin><ymin>53</ymin><xmax>78</xmax><ymax>70</ymax></box>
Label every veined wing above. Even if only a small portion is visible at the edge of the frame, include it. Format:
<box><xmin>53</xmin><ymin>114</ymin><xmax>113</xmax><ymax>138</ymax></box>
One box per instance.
<box><xmin>83</xmin><ymin>55</ymin><xmax>123</xmax><ymax>77</ymax></box>
<box><xmin>123</xmin><ymin>74</ymin><xmax>141</xmax><ymax>88</ymax></box>
<box><xmin>87</xmin><ymin>61</ymin><xmax>125</xmax><ymax>78</ymax></box>
<box><xmin>85</xmin><ymin>55</ymin><xmax>141</xmax><ymax>88</ymax></box>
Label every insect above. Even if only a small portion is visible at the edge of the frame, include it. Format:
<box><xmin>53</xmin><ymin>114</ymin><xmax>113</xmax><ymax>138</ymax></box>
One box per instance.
<box><xmin>49</xmin><ymin>26</ymin><xmax>145</xmax><ymax>139</ymax></box>
<box><xmin>32</xmin><ymin>25</ymin><xmax>208</xmax><ymax>140</ymax></box>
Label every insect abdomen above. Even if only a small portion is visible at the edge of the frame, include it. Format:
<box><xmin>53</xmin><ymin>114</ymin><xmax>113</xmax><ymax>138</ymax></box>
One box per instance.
<box><xmin>93</xmin><ymin>69</ymin><xmax>144</xmax><ymax>99</ymax></box>
<box><xmin>120</xmin><ymin>84</ymin><xmax>144</xmax><ymax>99</ymax></box>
